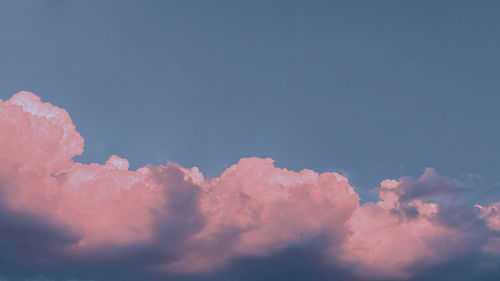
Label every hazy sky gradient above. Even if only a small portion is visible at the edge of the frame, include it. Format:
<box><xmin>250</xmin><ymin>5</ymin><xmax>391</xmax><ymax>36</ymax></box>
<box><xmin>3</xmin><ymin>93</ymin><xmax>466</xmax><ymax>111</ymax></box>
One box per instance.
<box><xmin>1</xmin><ymin>1</ymin><xmax>499</xmax><ymax>203</ymax></box>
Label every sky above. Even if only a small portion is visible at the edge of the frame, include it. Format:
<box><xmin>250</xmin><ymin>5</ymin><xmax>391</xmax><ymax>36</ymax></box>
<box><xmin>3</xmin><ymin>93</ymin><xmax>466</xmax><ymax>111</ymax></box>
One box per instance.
<box><xmin>0</xmin><ymin>1</ymin><xmax>499</xmax><ymax>281</ymax></box>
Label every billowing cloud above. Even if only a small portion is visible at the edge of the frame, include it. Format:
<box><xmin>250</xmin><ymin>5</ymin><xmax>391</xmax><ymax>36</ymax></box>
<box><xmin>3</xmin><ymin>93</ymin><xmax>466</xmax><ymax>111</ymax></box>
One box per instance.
<box><xmin>338</xmin><ymin>170</ymin><xmax>490</xmax><ymax>280</ymax></box>
<box><xmin>0</xmin><ymin>91</ymin><xmax>498</xmax><ymax>281</ymax></box>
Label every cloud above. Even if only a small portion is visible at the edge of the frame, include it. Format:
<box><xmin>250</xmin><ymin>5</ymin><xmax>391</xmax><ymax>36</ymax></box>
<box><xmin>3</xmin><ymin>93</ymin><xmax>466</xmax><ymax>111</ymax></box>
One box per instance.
<box><xmin>337</xmin><ymin>170</ymin><xmax>496</xmax><ymax>280</ymax></box>
<box><xmin>0</xmin><ymin>91</ymin><xmax>498</xmax><ymax>281</ymax></box>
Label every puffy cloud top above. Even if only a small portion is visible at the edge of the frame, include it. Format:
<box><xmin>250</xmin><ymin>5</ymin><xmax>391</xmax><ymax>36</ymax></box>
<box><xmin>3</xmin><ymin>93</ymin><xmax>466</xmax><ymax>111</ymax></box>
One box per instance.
<box><xmin>0</xmin><ymin>92</ymin><xmax>498</xmax><ymax>281</ymax></box>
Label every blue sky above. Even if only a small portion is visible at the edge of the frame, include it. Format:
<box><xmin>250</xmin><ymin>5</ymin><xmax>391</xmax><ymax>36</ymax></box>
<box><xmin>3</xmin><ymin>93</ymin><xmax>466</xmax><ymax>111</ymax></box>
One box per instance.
<box><xmin>2</xmin><ymin>1</ymin><xmax>500</xmax><ymax>203</ymax></box>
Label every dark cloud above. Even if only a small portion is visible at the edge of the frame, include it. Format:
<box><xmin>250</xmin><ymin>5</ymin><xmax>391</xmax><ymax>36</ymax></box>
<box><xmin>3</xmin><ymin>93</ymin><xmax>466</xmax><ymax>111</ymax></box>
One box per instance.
<box><xmin>398</xmin><ymin>168</ymin><xmax>460</xmax><ymax>202</ymax></box>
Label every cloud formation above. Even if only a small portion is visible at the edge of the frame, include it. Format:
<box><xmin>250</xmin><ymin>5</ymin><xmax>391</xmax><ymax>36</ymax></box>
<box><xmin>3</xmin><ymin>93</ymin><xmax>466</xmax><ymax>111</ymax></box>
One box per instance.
<box><xmin>0</xmin><ymin>91</ymin><xmax>498</xmax><ymax>281</ymax></box>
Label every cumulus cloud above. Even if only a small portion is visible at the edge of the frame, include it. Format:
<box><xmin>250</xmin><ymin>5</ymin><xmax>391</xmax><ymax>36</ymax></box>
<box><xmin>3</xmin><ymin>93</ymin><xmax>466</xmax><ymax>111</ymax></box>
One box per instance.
<box><xmin>0</xmin><ymin>91</ymin><xmax>498</xmax><ymax>281</ymax></box>
<box><xmin>338</xmin><ymin>170</ymin><xmax>488</xmax><ymax>280</ymax></box>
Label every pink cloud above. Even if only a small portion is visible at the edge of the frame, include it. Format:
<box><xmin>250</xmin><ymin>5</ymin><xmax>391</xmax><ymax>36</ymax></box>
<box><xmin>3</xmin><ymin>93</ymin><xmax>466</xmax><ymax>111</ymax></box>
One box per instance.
<box><xmin>0</xmin><ymin>91</ymin><xmax>498</xmax><ymax>280</ymax></box>
<box><xmin>476</xmin><ymin>202</ymin><xmax>500</xmax><ymax>255</ymax></box>
<box><xmin>338</xmin><ymin>171</ymin><xmax>467</xmax><ymax>279</ymax></box>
